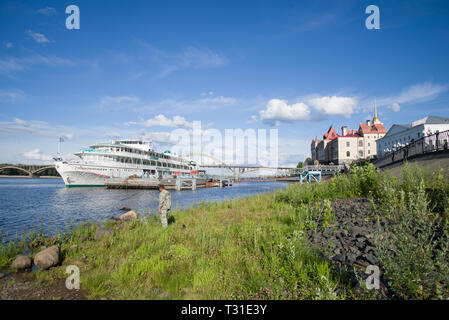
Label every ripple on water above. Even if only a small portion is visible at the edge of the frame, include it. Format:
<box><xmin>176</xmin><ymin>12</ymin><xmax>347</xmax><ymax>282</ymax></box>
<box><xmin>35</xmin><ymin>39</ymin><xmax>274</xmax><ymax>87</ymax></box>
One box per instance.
<box><xmin>0</xmin><ymin>178</ymin><xmax>289</xmax><ymax>242</ymax></box>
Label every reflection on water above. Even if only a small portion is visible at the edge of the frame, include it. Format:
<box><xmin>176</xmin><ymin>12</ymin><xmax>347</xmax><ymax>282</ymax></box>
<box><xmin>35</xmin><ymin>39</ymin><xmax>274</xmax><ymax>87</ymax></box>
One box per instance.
<box><xmin>0</xmin><ymin>178</ymin><xmax>288</xmax><ymax>241</ymax></box>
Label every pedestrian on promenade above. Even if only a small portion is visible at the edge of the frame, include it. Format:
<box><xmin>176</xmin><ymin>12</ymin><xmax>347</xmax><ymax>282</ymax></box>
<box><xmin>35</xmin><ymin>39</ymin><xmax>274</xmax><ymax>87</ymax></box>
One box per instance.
<box><xmin>158</xmin><ymin>184</ymin><xmax>171</xmax><ymax>228</ymax></box>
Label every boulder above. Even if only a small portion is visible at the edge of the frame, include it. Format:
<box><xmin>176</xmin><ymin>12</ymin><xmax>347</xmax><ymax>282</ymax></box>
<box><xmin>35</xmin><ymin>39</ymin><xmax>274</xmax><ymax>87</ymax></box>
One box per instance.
<box><xmin>94</xmin><ymin>227</ymin><xmax>113</xmax><ymax>241</ymax></box>
<box><xmin>34</xmin><ymin>245</ymin><xmax>60</xmax><ymax>270</ymax></box>
<box><xmin>11</xmin><ymin>255</ymin><xmax>32</xmax><ymax>270</ymax></box>
<box><xmin>120</xmin><ymin>206</ymin><xmax>131</xmax><ymax>211</ymax></box>
<box><xmin>117</xmin><ymin>210</ymin><xmax>138</xmax><ymax>221</ymax></box>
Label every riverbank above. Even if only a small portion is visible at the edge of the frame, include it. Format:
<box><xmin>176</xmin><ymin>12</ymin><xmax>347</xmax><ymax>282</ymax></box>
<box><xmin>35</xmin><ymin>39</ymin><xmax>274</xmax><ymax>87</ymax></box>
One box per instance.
<box><xmin>1</xmin><ymin>163</ymin><xmax>448</xmax><ymax>300</ymax></box>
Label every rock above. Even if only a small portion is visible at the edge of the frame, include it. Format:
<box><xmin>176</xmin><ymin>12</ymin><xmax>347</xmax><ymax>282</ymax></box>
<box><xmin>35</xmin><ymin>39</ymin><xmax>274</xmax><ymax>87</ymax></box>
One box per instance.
<box><xmin>34</xmin><ymin>245</ymin><xmax>60</xmax><ymax>270</ymax></box>
<box><xmin>332</xmin><ymin>254</ymin><xmax>345</xmax><ymax>262</ymax></box>
<box><xmin>364</xmin><ymin>246</ymin><xmax>375</xmax><ymax>254</ymax></box>
<box><xmin>364</xmin><ymin>253</ymin><xmax>379</xmax><ymax>265</ymax></box>
<box><xmin>11</xmin><ymin>255</ymin><xmax>32</xmax><ymax>270</ymax></box>
<box><xmin>347</xmin><ymin>253</ymin><xmax>359</xmax><ymax>263</ymax></box>
<box><xmin>117</xmin><ymin>210</ymin><xmax>138</xmax><ymax>221</ymax></box>
<box><xmin>94</xmin><ymin>227</ymin><xmax>113</xmax><ymax>241</ymax></box>
<box><xmin>120</xmin><ymin>206</ymin><xmax>131</xmax><ymax>211</ymax></box>
<box><xmin>0</xmin><ymin>272</ymin><xmax>5</xmax><ymax>279</ymax></box>
<box><xmin>356</xmin><ymin>237</ymin><xmax>366</xmax><ymax>243</ymax></box>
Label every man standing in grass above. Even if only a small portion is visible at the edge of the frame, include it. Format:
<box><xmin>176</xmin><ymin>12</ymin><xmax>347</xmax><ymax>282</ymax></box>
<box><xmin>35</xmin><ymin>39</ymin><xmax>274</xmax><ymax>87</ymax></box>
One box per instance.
<box><xmin>158</xmin><ymin>184</ymin><xmax>171</xmax><ymax>228</ymax></box>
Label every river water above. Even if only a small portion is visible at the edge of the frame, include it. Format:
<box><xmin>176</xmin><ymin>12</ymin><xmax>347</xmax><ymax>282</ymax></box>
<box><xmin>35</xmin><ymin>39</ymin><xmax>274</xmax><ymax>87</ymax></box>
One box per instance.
<box><xmin>0</xmin><ymin>177</ymin><xmax>289</xmax><ymax>241</ymax></box>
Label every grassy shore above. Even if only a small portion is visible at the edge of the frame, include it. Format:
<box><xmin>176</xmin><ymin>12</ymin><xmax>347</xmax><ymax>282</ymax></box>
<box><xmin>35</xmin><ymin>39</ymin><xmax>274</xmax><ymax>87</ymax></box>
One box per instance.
<box><xmin>1</xmin><ymin>163</ymin><xmax>448</xmax><ymax>299</ymax></box>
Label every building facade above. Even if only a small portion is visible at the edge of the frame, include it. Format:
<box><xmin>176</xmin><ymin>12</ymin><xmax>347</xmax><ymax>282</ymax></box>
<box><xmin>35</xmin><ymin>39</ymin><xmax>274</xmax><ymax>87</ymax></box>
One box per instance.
<box><xmin>311</xmin><ymin>103</ymin><xmax>386</xmax><ymax>165</ymax></box>
<box><xmin>376</xmin><ymin>116</ymin><xmax>449</xmax><ymax>157</ymax></box>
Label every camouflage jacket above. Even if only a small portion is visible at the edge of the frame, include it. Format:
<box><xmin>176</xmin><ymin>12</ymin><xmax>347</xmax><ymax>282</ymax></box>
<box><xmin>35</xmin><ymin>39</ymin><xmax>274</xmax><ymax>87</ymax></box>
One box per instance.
<box><xmin>159</xmin><ymin>189</ymin><xmax>171</xmax><ymax>212</ymax></box>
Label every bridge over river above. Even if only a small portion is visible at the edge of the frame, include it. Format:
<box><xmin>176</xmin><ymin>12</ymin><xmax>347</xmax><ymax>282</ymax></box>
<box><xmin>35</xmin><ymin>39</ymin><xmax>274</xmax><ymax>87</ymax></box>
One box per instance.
<box><xmin>0</xmin><ymin>164</ymin><xmax>57</xmax><ymax>177</ymax></box>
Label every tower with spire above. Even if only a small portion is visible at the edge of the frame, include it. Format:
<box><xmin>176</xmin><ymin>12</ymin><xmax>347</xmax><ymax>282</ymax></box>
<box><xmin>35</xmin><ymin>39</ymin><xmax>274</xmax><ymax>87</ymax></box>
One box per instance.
<box><xmin>373</xmin><ymin>98</ymin><xmax>381</xmax><ymax>124</ymax></box>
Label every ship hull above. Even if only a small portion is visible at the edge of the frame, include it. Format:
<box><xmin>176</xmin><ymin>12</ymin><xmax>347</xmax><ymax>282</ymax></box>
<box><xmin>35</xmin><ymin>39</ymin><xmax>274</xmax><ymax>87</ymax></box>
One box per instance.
<box><xmin>55</xmin><ymin>162</ymin><xmax>110</xmax><ymax>187</ymax></box>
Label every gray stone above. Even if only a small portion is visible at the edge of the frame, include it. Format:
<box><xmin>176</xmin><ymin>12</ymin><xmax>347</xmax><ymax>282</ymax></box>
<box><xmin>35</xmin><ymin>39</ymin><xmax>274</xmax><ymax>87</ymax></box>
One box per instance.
<box><xmin>364</xmin><ymin>253</ymin><xmax>379</xmax><ymax>265</ymax></box>
<box><xmin>364</xmin><ymin>246</ymin><xmax>375</xmax><ymax>254</ymax></box>
<box><xmin>11</xmin><ymin>255</ymin><xmax>32</xmax><ymax>270</ymax></box>
<box><xmin>347</xmin><ymin>253</ymin><xmax>359</xmax><ymax>262</ymax></box>
<box><xmin>117</xmin><ymin>210</ymin><xmax>138</xmax><ymax>221</ymax></box>
<box><xmin>34</xmin><ymin>245</ymin><xmax>60</xmax><ymax>270</ymax></box>
<box><xmin>332</xmin><ymin>254</ymin><xmax>345</xmax><ymax>262</ymax></box>
<box><xmin>94</xmin><ymin>227</ymin><xmax>113</xmax><ymax>241</ymax></box>
<box><xmin>120</xmin><ymin>206</ymin><xmax>131</xmax><ymax>211</ymax></box>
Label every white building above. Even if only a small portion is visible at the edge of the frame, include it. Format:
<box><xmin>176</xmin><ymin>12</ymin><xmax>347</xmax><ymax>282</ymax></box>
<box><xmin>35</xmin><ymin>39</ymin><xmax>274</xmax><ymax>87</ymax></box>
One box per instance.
<box><xmin>376</xmin><ymin>116</ymin><xmax>449</xmax><ymax>157</ymax></box>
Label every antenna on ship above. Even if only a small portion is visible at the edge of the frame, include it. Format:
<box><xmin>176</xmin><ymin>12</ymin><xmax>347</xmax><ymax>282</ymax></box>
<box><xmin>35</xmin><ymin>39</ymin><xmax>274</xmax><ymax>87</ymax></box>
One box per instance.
<box><xmin>57</xmin><ymin>136</ymin><xmax>64</xmax><ymax>161</ymax></box>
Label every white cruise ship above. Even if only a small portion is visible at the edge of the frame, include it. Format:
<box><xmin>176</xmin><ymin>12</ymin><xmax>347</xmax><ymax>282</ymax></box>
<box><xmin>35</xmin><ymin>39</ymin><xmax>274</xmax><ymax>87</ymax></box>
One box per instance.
<box><xmin>55</xmin><ymin>139</ymin><xmax>200</xmax><ymax>187</ymax></box>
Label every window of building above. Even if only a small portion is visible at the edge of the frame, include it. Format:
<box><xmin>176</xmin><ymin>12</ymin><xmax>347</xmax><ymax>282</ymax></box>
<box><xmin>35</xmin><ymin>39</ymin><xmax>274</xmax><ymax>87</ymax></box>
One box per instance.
<box><xmin>346</xmin><ymin>151</ymin><xmax>350</xmax><ymax>157</ymax></box>
<box><xmin>358</xmin><ymin>140</ymin><xmax>363</xmax><ymax>147</ymax></box>
<box><xmin>346</xmin><ymin>141</ymin><xmax>350</xmax><ymax>147</ymax></box>
<box><xmin>358</xmin><ymin>150</ymin><xmax>363</xmax><ymax>157</ymax></box>
<box><xmin>368</xmin><ymin>142</ymin><xmax>371</xmax><ymax>147</ymax></box>
<box><xmin>368</xmin><ymin>150</ymin><xmax>371</xmax><ymax>154</ymax></box>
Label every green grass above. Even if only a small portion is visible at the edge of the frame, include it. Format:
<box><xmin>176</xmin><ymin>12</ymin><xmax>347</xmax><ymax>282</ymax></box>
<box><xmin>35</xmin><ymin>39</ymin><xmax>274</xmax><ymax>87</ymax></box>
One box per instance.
<box><xmin>34</xmin><ymin>196</ymin><xmax>353</xmax><ymax>300</ymax></box>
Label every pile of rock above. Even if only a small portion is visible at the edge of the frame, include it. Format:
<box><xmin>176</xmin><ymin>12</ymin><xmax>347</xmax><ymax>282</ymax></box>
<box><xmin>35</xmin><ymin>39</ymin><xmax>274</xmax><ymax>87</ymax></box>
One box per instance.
<box><xmin>306</xmin><ymin>198</ymin><xmax>388</xmax><ymax>291</ymax></box>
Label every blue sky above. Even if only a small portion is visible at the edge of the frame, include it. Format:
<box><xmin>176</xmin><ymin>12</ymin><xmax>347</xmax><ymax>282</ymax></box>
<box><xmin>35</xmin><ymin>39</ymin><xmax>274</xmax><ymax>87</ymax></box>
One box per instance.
<box><xmin>1</xmin><ymin>0</ymin><xmax>449</xmax><ymax>166</ymax></box>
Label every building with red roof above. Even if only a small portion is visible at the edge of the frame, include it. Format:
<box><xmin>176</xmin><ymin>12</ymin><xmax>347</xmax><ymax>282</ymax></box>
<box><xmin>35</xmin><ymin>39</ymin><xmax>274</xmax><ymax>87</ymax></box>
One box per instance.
<box><xmin>311</xmin><ymin>101</ymin><xmax>386</xmax><ymax>164</ymax></box>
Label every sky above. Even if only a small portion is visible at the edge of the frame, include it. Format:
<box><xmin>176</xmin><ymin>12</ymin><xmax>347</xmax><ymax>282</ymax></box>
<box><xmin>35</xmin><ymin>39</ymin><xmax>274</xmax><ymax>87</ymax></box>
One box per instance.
<box><xmin>1</xmin><ymin>0</ymin><xmax>449</xmax><ymax>168</ymax></box>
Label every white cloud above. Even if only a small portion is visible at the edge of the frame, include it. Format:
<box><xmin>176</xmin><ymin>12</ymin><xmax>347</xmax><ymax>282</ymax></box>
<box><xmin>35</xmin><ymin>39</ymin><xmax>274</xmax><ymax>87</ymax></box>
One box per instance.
<box><xmin>26</xmin><ymin>30</ymin><xmax>51</xmax><ymax>43</ymax></box>
<box><xmin>98</xmin><ymin>96</ymin><xmax>140</xmax><ymax>110</ymax></box>
<box><xmin>201</xmin><ymin>91</ymin><xmax>214</xmax><ymax>97</ymax></box>
<box><xmin>23</xmin><ymin>149</ymin><xmax>52</xmax><ymax>161</ymax></box>
<box><xmin>141</xmin><ymin>114</ymin><xmax>193</xmax><ymax>128</ymax></box>
<box><xmin>307</xmin><ymin>96</ymin><xmax>358</xmax><ymax>117</ymax></box>
<box><xmin>5</xmin><ymin>42</ymin><xmax>13</xmax><ymax>48</ymax></box>
<box><xmin>0</xmin><ymin>117</ymin><xmax>73</xmax><ymax>139</ymax></box>
<box><xmin>37</xmin><ymin>7</ymin><xmax>57</xmax><ymax>16</ymax></box>
<box><xmin>0</xmin><ymin>55</ymin><xmax>74</xmax><ymax>75</ymax></box>
<box><xmin>395</xmin><ymin>82</ymin><xmax>448</xmax><ymax>104</ymax></box>
<box><xmin>12</xmin><ymin>118</ymin><xmax>27</xmax><ymax>126</ymax></box>
<box><xmin>259</xmin><ymin>99</ymin><xmax>310</xmax><ymax>124</ymax></box>
<box><xmin>388</xmin><ymin>102</ymin><xmax>401</xmax><ymax>112</ymax></box>
<box><xmin>0</xmin><ymin>89</ymin><xmax>24</xmax><ymax>102</ymax></box>
<box><xmin>377</xmin><ymin>82</ymin><xmax>448</xmax><ymax>112</ymax></box>
<box><xmin>176</xmin><ymin>47</ymin><xmax>228</xmax><ymax>69</ymax></box>
<box><xmin>135</xmin><ymin>41</ymin><xmax>229</xmax><ymax>78</ymax></box>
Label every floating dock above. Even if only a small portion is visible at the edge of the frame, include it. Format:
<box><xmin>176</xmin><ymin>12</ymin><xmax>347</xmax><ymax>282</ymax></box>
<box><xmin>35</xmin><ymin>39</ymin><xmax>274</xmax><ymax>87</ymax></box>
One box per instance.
<box><xmin>105</xmin><ymin>177</ymin><xmax>232</xmax><ymax>190</ymax></box>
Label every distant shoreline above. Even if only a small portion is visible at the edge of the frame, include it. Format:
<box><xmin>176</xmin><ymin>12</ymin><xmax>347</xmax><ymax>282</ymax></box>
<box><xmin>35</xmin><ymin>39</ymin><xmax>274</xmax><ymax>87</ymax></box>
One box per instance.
<box><xmin>0</xmin><ymin>175</ymin><xmax>61</xmax><ymax>179</ymax></box>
